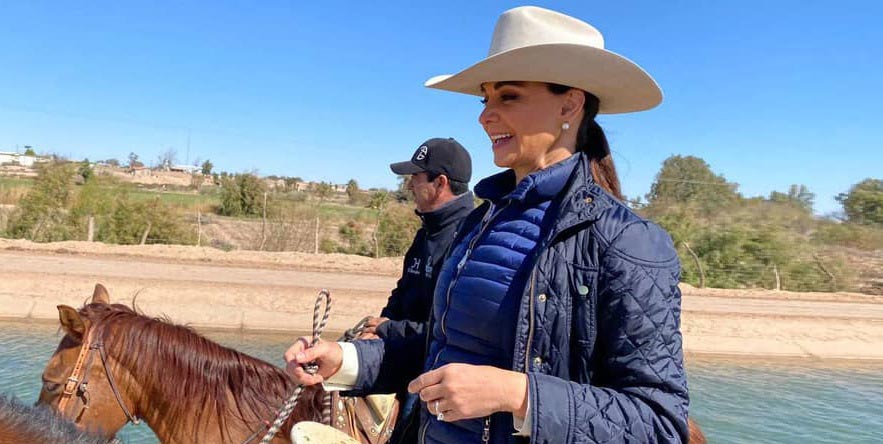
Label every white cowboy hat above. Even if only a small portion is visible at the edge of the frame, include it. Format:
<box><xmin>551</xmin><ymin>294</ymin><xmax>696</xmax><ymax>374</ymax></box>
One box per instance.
<box><xmin>424</xmin><ymin>6</ymin><xmax>662</xmax><ymax>114</ymax></box>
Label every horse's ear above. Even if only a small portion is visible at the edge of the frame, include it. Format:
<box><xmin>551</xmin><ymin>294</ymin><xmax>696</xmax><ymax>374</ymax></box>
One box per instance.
<box><xmin>92</xmin><ymin>283</ymin><xmax>110</xmax><ymax>305</ymax></box>
<box><xmin>57</xmin><ymin>305</ymin><xmax>86</xmax><ymax>340</ymax></box>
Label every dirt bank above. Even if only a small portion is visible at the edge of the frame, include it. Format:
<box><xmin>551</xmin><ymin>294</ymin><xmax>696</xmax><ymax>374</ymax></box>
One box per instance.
<box><xmin>1</xmin><ymin>239</ymin><xmax>881</xmax><ymax>361</ymax></box>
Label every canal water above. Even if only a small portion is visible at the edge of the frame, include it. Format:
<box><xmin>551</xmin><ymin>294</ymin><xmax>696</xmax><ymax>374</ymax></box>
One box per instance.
<box><xmin>1</xmin><ymin>320</ymin><xmax>881</xmax><ymax>443</ymax></box>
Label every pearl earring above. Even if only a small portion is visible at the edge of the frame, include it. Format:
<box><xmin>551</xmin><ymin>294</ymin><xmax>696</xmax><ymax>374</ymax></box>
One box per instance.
<box><xmin>562</xmin><ymin>122</ymin><xmax>570</xmax><ymax>131</ymax></box>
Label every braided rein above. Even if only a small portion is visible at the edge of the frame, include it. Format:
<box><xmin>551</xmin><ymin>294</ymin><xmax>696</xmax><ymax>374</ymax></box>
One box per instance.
<box><xmin>257</xmin><ymin>289</ymin><xmax>331</xmax><ymax>444</ymax></box>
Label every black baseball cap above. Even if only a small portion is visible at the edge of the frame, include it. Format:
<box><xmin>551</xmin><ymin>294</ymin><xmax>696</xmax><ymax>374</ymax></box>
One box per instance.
<box><xmin>389</xmin><ymin>138</ymin><xmax>472</xmax><ymax>183</ymax></box>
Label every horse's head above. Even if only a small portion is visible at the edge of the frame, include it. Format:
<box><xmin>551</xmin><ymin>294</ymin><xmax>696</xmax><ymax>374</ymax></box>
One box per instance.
<box><xmin>37</xmin><ymin>284</ymin><xmax>138</xmax><ymax>439</ymax></box>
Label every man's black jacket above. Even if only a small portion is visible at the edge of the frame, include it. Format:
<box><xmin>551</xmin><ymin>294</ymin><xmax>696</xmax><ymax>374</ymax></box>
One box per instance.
<box><xmin>376</xmin><ymin>191</ymin><xmax>474</xmax><ymax>340</ymax></box>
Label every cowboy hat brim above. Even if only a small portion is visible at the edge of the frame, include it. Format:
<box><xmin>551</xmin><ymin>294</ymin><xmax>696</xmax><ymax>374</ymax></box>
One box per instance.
<box><xmin>425</xmin><ymin>43</ymin><xmax>662</xmax><ymax>114</ymax></box>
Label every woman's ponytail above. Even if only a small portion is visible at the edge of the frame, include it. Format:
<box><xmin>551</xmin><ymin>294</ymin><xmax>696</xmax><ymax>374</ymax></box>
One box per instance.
<box><xmin>549</xmin><ymin>84</ymin><xmax>623</xmax><ymax>200</ymax></box>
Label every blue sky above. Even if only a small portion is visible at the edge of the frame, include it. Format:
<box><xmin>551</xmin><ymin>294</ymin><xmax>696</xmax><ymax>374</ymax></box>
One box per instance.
<box><xmin>0</xmin><ymin>1</ymin><xmax>880</xmax><ymax>215</ymax></box>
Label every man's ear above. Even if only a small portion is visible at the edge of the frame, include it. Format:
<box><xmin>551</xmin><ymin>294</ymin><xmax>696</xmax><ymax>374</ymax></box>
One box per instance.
<box><xmin>91</xmin><ymin>283</ymin><xmax>110</xmax><ymax>305</ymax></box>
<box><xmin>57</xmin><ymin>305</ymin><xmax>86</xmax><ymax>341</ymax></box>
<box><xmin>435</xmin><ymin>174</ymin><xmax>450</xmax><ymax>191</ymax></box>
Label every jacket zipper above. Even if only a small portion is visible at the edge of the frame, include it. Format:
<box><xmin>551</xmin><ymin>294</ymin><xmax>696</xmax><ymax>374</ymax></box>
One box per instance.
<box><xmin>523</xmin><ymin>267</ymin><xmax>538</xmax><ymax>373</ymax></box>
<box><xmin>421</xmin><ymin>202</ymin><xmax>509</xmax><ymax>444</ymax></box>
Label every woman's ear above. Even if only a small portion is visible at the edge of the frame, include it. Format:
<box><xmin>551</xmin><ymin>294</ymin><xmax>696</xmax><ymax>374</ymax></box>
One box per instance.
<box><xmin>560</xmin><ymin>88</ymin><xmax>586</xmax><ymax>123</ymax></box>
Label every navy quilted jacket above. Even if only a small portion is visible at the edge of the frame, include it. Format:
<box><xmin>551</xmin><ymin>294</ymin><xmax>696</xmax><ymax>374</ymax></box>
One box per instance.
<box><xmin>352</xmin><ymin>152</ymin><xmax>689</xmax><ymax>443</ymax></box>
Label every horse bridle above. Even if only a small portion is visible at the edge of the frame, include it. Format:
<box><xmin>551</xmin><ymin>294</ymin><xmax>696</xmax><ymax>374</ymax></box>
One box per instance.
<box><xmin>56</xmin><ymin>328</ymin><xmax>142</xmax><ymax>432</ymax></box>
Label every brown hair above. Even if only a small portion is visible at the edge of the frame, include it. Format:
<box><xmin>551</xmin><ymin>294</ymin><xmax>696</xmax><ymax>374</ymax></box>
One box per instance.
<box><xmin>548</xmin><ymin>83</ymin><xmax>623</xmax><ymax>200</ymax></box>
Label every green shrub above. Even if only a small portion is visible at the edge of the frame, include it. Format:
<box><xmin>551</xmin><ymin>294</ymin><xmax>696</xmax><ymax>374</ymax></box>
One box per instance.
<box><xmin>375</xmin><ymin>203</ymin><xmax>420</xmax><ymax>257</ymax></box>
<box><xmin>6</xmin><ymin>162</ymin><xmax>77</xmax><ymax>241</ymax></box>
<box><xmin>218</xmin><ymin>174</ymin><xmax>266</xmax><ymax>216</ymax></box>
<box><xmin>812</xmin><ymin>222</ymin><xmax>883</xmax><ymax>250</ymax></box>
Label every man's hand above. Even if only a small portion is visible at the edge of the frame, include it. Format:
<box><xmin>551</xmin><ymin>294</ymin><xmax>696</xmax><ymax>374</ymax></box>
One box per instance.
<box><xmin>358</xmin><ymin>316</ymin><xmax>389</xmax><ymax>339</ymax></box>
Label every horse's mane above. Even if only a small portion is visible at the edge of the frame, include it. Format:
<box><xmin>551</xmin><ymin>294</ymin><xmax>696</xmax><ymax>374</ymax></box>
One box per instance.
<box><xmin>0</xmin><ymin>394</ymin><xmax>106</xmax><ymax>444</ymax></box>
<box><xmin>77</xmin><ymin>302</ymin><xmax>324</xmax><ymax>438</ymax></box>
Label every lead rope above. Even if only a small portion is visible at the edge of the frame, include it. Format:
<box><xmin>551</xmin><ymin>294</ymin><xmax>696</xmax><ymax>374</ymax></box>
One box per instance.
<box><xmin>258</xmin><ymin>289</ymin><xmax>331</xmax><ymax>444</ymax></box>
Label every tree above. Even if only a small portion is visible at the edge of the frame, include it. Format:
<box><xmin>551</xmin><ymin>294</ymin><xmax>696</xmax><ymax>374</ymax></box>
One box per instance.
<box><xmin>201</xmin><ymin>159</ymin><xmax>214</xmax><ymax>175</ymax></box>
<box><xmin>645</xmin><ymin>155</ymin><xmax>740</xmax><ymax>215</ymax></box>
<box><xmin>345</xmin><ymin>179</ymin><xmax>360</xmax><ymax>204</ymax></box>
<box><xmin>394</xmin><ymin>175</ymin><xmax>412</xmax><ymax>202</ymax></box>
<box><xmin>769</xmin><ymin>184</ymin><xmax>814</xmax><ymax>212</ymax></box>
<box><xmin>77</xmin><ymin>159</ymin><xmax>93</xmax><ymax>183</ymax></box>
<box><xmin>217</xmin><ymin>174</ymin><xmax>266</xmax><ymax>216</ymax></box>
<box><xmin>128</xmin><ymin>152</ymin><xmax>142</xmax><ymax>168</ymax></box>
<box><xmin>23</xmin><ymin>146</ymin><xmax>36</xmax><ymax>156</ymax></box>
<box><xmin>836</xmin><ymin>179</ymin><xmax>883</xmax><ymax>226</ymax></box>
<box><xmin>157</xmin><ymin>148</ymin><xmax>177</xmax><ymax>170</ymax></box>
<box><xmin>313</xmin><ymin>182</ymin><xmax>334</xmax><ymax>202</ymax></box>
<box><xmin>6</xmin><ymin>162</ymin><xmax>77</xmax><ymax>240</ymax></box>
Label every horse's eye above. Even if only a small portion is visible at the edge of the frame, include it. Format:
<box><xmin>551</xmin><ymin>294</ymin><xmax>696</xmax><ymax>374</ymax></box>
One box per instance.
<box><xmin>42</xmin><ymin>378</ymin><xmax>61</xmax><ymax>394</ymax></box>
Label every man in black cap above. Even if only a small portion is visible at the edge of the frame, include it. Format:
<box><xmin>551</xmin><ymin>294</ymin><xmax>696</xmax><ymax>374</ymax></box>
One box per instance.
<box><xmin>357</xmin><ymin>137</ymin><xmax>473</xmax><ymax>444</ymax></box>
<box><xmin>361</xmin><ymin>137</ymin><xmax>474</xmax><ymax>341</ymax></box>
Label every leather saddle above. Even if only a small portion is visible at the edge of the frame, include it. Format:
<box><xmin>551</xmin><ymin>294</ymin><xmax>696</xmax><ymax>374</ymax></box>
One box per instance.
<box><xmin>328</xmin><ymin>392</ymin><xmax>399</xmax><ymax>444</ymax></box>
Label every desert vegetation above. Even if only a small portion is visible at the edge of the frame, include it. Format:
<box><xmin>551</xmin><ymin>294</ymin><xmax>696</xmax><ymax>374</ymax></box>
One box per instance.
<box><xmin>1</xmin><ymin>156</ymin><xmax>881</xmax><ymax>294</ymax></box>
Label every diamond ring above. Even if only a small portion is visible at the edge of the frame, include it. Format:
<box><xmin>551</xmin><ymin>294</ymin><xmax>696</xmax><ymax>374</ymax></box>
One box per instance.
<box><xmin>434</xmin><ymin>401</ymin><xmax>444</xmax><ymax>421</ymax></box>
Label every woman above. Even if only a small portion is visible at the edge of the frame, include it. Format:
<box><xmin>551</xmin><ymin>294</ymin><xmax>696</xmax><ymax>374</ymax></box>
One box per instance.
<box><xmin>287</xmin><ymin>6</ymin><xmax>689</xmax><ymax>443</ymax></box>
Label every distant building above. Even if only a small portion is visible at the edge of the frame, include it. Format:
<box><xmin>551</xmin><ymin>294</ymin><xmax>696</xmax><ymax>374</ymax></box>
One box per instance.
<box><xmin>0</xmin><ymin>151</ymin><xmax>48</xmax><ymax>167</ymax></box>
<box><xmin>169</xmin><ymin>164</ymin><xmax>201</xmax><ymax>174</ymax></box>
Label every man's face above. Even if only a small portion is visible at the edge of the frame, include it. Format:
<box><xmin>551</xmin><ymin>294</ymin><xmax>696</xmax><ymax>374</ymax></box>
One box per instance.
<box><xmin>407</xmin><ymin>172</ymin><xmax>439</xmax><ymax>213</ymax></box>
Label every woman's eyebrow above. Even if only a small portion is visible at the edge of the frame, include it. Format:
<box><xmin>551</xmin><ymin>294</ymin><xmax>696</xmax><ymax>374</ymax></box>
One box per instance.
<box><xmin>480</xmin><ymin>81</ymin><xmax>526</xmax><ymax>93</ymax></box>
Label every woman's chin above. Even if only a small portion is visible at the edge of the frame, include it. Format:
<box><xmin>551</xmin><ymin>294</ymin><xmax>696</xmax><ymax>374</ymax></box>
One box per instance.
<box><xmin>492</xmin><ymin>151</ymin><xmax>517</xmax><ymax>169</ymax></box>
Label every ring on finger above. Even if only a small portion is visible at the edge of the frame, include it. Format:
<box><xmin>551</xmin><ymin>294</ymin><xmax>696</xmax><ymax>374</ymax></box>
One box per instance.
<box><xmin>434</xmin><ymin>401</ymin><xmax>444</xmax><ymax>421</ymax></box>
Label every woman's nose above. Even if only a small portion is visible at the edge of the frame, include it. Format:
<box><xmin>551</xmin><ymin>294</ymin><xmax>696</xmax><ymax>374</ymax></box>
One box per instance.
<box><xmin>478</xmin><ymin>105</ymin><xmax>497</xmax><ymax>126</ymax></box>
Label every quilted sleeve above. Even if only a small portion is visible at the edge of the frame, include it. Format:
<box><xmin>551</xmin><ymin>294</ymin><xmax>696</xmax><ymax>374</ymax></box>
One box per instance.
<box><xmin>529</xmin><ymin>220</ymin><xmax>689</xmax><ymax>443</ymax></box>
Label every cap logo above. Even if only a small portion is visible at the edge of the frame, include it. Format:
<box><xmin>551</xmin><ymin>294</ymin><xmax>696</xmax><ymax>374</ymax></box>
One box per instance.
<box><xmin>415</xmin><ymin>146</ymin><xmax>428</xmax><ymax>161</ymax></box>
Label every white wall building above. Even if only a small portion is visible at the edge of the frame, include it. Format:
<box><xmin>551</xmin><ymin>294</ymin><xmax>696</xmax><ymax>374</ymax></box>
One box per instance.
<box><xmin>0</xmin><ymin>151</ymin><xmax>42</xmax><ymax>167</ymax></box>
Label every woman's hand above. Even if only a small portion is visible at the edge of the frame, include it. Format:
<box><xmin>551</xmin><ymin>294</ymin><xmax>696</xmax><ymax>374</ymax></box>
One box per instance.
<box><xmin>283</xmin><ymin>337</ymin><xmax>343</xmax><ymax>386</ymax></box>
<box><xmin>407</xmin><ymin>364</ymin><xmax>528</xmax><ymax>422</ymax></box>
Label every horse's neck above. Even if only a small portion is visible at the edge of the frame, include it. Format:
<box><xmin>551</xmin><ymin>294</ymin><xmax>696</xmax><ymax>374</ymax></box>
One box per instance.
<box><xmin>109</xmin><ymin>321</ymin><xmax>315</xmax><ymax>443</ymax></box>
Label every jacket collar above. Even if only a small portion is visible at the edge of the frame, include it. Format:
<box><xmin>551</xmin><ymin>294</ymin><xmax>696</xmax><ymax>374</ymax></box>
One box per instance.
<box><xmin>473</xmin><ymin>152</ymin><xmax>613</xmax><ymax>238</ymax></box>
<box><xmin>417</xmin><ymin>191</ymin><xmax>475</xmax><ymax>232</ymax></box>
<box><xmin>474</xmin><ymin>154</ymin><xmax>579</xmax><ymax>206</ymax></box>
<box><xmin>550</xmin><ymin>152</ymin><xmax>613</xmax><ymax>237</ymax></box>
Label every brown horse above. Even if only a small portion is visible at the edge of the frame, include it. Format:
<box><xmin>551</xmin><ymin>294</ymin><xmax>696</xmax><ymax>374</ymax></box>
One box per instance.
<box><xmin>0</xmin><ymin>394</ymin><xmax>105</xmax><ymax>444</ymax></box>
<box><xmin>37</xmin><ymin>284</ymin><xmax>325</xmax><ymax>444</ymax></box>
<box><xmin>38</xmin><ymin>284</ymin><xmax>706</xmax><ymax>444</ymax></box>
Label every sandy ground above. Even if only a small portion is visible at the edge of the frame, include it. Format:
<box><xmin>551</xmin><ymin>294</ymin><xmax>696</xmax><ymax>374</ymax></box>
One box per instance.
<box><xmin>1</xmin><ymin>238</ymin><xmax>882</xmax><ymax>361</ymax></box>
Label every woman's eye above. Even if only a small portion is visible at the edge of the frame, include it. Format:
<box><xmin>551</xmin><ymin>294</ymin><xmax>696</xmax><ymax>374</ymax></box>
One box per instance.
<box><xmin>501</xmin><ymin>94</ymin><xmax>518</xmax><ymax>102</ymax></box>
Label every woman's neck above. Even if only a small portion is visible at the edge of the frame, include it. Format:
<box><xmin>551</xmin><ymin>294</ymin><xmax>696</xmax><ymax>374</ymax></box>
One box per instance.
<box><xmin>514</xmin><ymin>147</ymin><xmax>576</xmax><ymax>183</ymax></box>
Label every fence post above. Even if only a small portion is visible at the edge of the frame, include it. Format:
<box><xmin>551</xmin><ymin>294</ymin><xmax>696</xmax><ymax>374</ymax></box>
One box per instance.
<box><xmin>87</xmin><ymin>215</ymin><xmax>94</xmax><ymax>242</ymax></box>
<box><xmin>314</xmin><ymin>216</ymin><xmax>319</xmax><ymax>254</ymax></box>
<box><xmin>196</xmin><ymin>209</ymin><xmax>202</xmax><ymax>247</ymax></box>
<box><xmin>682</xmin><ymin>241</ymin><xmax>705</xmax><ymax>288</ymax></box>
<box><xmin>813</xmin><ymin>253</ymin><xmax>837</xmax><ymax>286</ymax></box>
<box><xmin>260</xmin><ymin>192</ymin><xmax>267</xmax><ymax>250</ymax></box>
<box><xmin>140</xmin><ymin>222</ymin><xmax>152</xmax><ymax>246</ymax></box>
<box><xmin>773</xmin><ymin>263</ymin><xmax>781</xmax><ymax>291</ymax></box>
